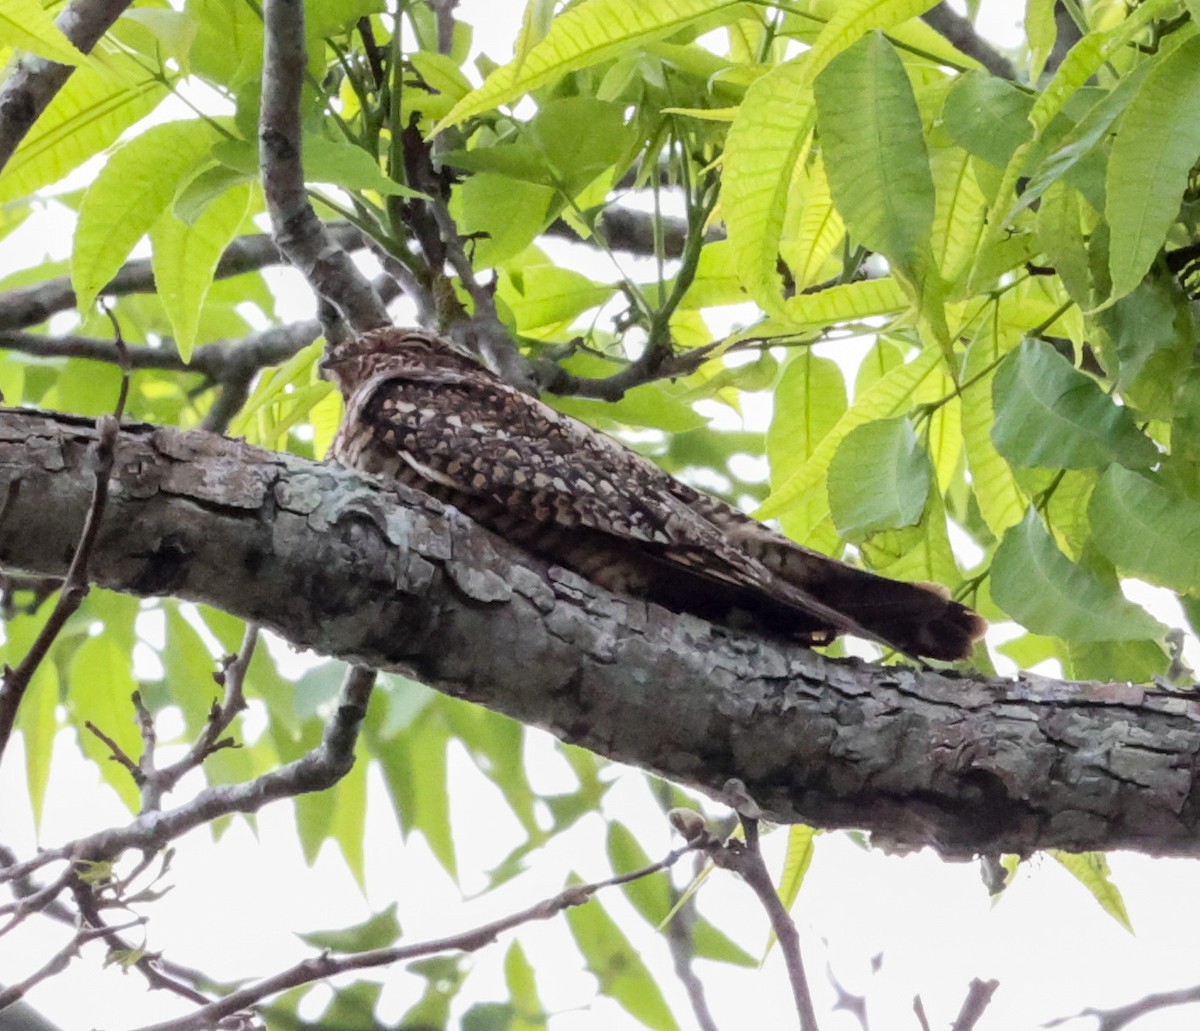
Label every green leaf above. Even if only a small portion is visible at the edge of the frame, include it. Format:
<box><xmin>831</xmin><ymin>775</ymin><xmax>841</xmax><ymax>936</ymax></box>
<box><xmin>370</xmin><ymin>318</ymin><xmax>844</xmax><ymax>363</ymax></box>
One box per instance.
<box><xmin>1105</xmin><ymin>36</ymin><xmax>1200</xmax><ymax>303</ymax></box>
<box><xmin>1027</xmin><ymin>0</ymin><xmax>1176</xmax><ymax>136</ymax></box>
<box><xmin>723</xmin><ymin>56</ymin><xmax>815</xmax><ymax>311</ymax></box>
<box><xmin>452</xmin><ymin>172</ymin><xmax>556</xmax><ymax>266</ymax></box>
<box><xmin>160</xmin><ymin>605</ymin><xmax>222</xmax><ymax>735</ymax></box>
<box><xmin>528</xmin><ymin>96</ymin><xmax>633</xmax><ymax>195</ymax></box>
<box><xmin>187</xmin><ymin>0</ymin><xmax>265</xmax><ymax>89</ymax></box>
<box><xmin>437</xmin><ymin>0</ymin><xmax>736</xmax><ymax>127</ymax></box>
<box><xmin>768</xmin><ymin>351</ymin><xmax>847</xmax><ymax>551</ymax></box>
<box><xmin>327</xmin><ymin>745</ymin><xmax>368</xmax><ymax>884</ymax></box>
<box><xmin>777</xmin><ymin>824</ymin><xmax>816</xmax><ymax>921</ymax></box>
<box><xmin>505</xmin><ymin>941</ymin><xmax>547</xmax><ymax>1031</ymax></box>
<box><xmin>606</xmin><ymin>822</ymin><xmax>667</xmax><ymax>926</ymax></box>
<box><xmin>392</xmin><ymin>707</ymin><xmax>456</xmax><ymax>878</ymax></box>
<box><xmin>778</xmin><ymin>277</ymin><xmax>909</xmax><ymax>328</ymax></box>
<box><xmin>302</xmin><ymin>134</ymin><xmax>426</xmax><ymax>198</ymax></box>
<box><xmin>0</xmin><ymin>52</ymin><xmax>166</xmax><ymax>204</ymax></box>
<box><xmin>565</xmin><ymin>882</ymin><xmax>681</xmax><ymax>1031</ymax></box>
<box><xmin>942</xmin><ymin>72</ymin><xmax>1033</xmax><ymax>170</ymax></box>
<box><xmin>1025</xmin><ymin>0</ymin><xmax>1057</xmax><ymax>80</ymax></box>
<box><xmin>1173</xmin><ymin>367</ymin><xmax>1200</xmax><ymax>462</ymax></box>
<box><xmin>961</xmin><ymin>332</ymin><xmax>1026</xmax><ymax>535</ymax></box>
<box><xmin>299</xmin><ymin>904</ymin><xmax>402</xmax><ymax>953</ymax></box>
<box><xmin>4</xmin><ymin>612</ymin><xmax>61</xmax><ymax>829</ymax></box>
<box><xmin>930</xmin><ymin>146</ymin><xmax>988</xmax><ymax>287</ymax></box>
<box><xmin>991</xmin><ymin>511</ymin><xmax>1164</xmax><ymax>641</ymax></box>
<box><xmin>1019</xmin><ymin>62</ymin><xmax>1151</xmax><ymax>220</ymax></box>
<box><xmin>827</xmin><ymin>417</ymin><xmax>930</xmax><ymax>541</ymax></box>
<box><xmin>1088</xmin><ymin>466</ymin><xmax>1200</xmax><ymax>595</ymax></box>
<box><xmin>1066</xmin><ymin>638</ymin><xmax>1168</xmax><ymax>684</ymax></box>
<box><xmin>756</xmin><ymin>344</ymin><xmax>942</xmax><ymax>521</ymax></box>
<box><xmin>497</xmin><ymin>265</ymin><xmax>615</xmax><ymax>335</ymax></box>
<box><xmin>606</xmin><ymin>822</ymin><xmax>754</xmax><ymax>968</ymax></box>
<box><xmin>400</xmin><ymin>956</ymin><xmax>468</xmax><ymax>1028</ymax></box>
<box><xmin>68</xmin><ymin>633</ymin><xmax>142</xmax><ymax>811</ymax></box>
<box><xmin>150</xmin><ymin>181</ymin><xmax>253</xmax><ymax>361</ymax></box>
<box><xmin>1049</xmin><ymin>851</ymin><xmax>1133</xmax><ymax>932</ymax></box>
<box><xmin>990</xmin><ymin>338</ymin><xmax>1158</xmax><ymax>470</ymax></box>
<box><xmin>0</xmin><ymin>0</ymin><xmax>82</xmax><ymax>63</ymax></box>
<box><xmin>73</xmin><ymin>119</ymin><xmax>222</xmax><ymax>314</ymax></box>
<box><xmin>781</xmin><ymin>154</ymin><xmax>844</xmax><ymax>291</ymax></box>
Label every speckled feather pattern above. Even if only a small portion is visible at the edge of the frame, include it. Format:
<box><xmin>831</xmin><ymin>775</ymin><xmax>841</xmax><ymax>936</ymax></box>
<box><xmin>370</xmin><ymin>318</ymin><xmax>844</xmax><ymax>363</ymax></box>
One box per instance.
<box><xmin>325</xmin><ymin>329</ymin><xmax>985</xmax><ymax>660</ymax></box>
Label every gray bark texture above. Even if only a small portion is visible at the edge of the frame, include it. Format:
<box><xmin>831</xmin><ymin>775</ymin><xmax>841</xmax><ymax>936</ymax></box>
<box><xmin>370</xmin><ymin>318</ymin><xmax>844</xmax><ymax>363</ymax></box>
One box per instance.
<box><xmin>2</xmin><ymin>407</ymin><xmax>1199</xmax><ymax>858</ymax></box>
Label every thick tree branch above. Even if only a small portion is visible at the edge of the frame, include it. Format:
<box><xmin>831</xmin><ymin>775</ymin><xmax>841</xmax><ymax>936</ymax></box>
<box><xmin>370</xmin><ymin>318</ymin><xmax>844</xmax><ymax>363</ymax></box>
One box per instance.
<box><xmin>1</xmin><ymin>409</ymin><xmax>1199</xmax><ymax>857</ymax></box>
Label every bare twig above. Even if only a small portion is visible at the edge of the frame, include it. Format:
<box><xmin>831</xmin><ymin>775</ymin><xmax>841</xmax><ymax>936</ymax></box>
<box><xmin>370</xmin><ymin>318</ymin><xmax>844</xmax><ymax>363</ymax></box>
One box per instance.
<box><xmin>827</xmin><ymin>957</ymin><xmax>871</xmax><ymax>1030</ymax></box>
<box><xmin>665</xmin><ymin>858</ymin><xmax>721</xmax><ymax>1031</ymax></box>
<box><xmin>68</xmin><ymin>872</ymin><xmax>213</xmax><ymax>1007</ymax></box>
<box><xmin>950</xmin><ymin>977</ymin><xmax>999</xmax><ymax>1031</ymax></box>
<box><xmin>656</xmin><ymin>784</ymin><xmax>721</xmax><ymax>1031</ymax></box>
<box><xmin>0</xmin><ymin>666</ymin><xmax>375</xmax><ymax>886</ymax></box>
<box><xmin>140</xmin><ymin>624</ymin><xmax>259</xmax><ymax>810</ymax></box>
<box><xmin>0</xmin><ymin>918</ymin><xmax>143</xmax><ymax>1011</ymax></box>
<box><xmin>544</xmin><ymin>205</ymin><xmax>717</xmax><ymax>258</ymax></box>
<box><xmin>673</xmin><ymin>790</ymin><xmax>819</xmax><ymax>1031</ymax></box>
<box><xmin>129</xmin><ymin>841</ymin><xmax>698</xmax><ymax>1031</ymax></box>
<box><xmin>913</xmin><ymin>995</ymin><xmax>931</xmax><ymax>1031</ymax></box>
<box><xmin>0</xmin><ymin>0</ymin><xmax>134</xmax><ymax>175</ymax></box>
<box><xmin>0</xmin><ymin>226</ymin><xmax>364</xmax><ymax>332</ymax></box>
<box><xmin>726</xmin><ymin>818</ymin><xmax>819</xmax><ymax>1031</ymax></box>
<box><xmin>259</xmin><ymin>0</ymin><xmax>388</xmax><ymax>333</ymax></box>
<box><xmin>0</xmin><ymin>333</ymin><xmax>129</xmax><ymax>766</ymax></box>
<box><xmin>1050</xmin><ymin>983</ymin><xmax>1200</xmax><ymax>1031</ymax></box>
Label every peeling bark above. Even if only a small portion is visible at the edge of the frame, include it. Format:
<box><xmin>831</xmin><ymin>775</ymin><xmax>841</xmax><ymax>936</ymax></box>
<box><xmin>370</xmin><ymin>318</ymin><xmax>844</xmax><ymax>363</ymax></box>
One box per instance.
<box><xmin>2</xmin><ymin>407</ymin><xmax>1199</xmax><ymax>857</ymax></box>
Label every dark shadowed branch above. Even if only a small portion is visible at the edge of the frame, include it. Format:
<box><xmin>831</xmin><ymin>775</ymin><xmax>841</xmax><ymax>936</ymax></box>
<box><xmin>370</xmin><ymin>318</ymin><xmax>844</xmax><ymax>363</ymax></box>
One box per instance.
<box><xmin>920</xmin><ymin>3</ymin><xmax>1017</xmax><ymax>80</ymax></box>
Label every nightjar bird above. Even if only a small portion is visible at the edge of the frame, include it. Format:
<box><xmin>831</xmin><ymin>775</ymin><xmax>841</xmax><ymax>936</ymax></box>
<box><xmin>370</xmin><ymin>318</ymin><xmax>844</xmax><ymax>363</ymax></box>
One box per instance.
<box><xmin>322</xmin><ymin>328</ymin><xmax>985</xmax><ymax>661</ymax></box>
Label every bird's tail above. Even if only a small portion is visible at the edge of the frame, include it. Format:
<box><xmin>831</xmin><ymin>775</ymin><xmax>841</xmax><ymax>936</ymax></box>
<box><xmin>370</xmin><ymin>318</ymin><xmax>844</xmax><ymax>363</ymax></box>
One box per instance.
<box><xmin>760</xmin><ymin>543</ymin><xmax>986</xmax><ymax>661</ymax></box>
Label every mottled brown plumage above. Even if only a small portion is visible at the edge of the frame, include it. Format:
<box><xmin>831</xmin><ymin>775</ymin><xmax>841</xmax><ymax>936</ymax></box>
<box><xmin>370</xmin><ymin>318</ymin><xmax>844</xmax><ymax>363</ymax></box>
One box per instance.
<box><xmin>323</xmin><ymin>328</ymin><xmax>985</xmax><ymax>660</ymax></box>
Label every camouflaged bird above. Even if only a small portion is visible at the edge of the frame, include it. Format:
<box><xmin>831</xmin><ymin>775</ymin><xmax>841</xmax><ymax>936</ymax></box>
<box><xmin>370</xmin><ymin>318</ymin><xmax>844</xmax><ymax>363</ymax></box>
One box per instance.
<box><xmin>322</xmin><ymin>328</ymin><xmax>985</xmax><ymax>661</ymax></box>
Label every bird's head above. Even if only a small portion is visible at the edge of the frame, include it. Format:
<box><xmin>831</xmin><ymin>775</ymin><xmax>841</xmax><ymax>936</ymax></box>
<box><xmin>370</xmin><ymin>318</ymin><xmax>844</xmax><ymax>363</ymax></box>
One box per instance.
<box><xmin>319</xmin><ymin>328</ymin><xmax>483</xmax><ymax>397</ymax></box>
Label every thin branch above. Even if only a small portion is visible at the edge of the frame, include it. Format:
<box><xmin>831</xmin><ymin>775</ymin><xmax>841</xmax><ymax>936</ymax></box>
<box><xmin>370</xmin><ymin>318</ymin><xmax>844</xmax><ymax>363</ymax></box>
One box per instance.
<box><xmin>722</xmin><ymin>819</ymin><xmax>819</xmax><ymax>1031</ymax></box>
<box><xmin>0</xmin><ymin>666</ymin><xmax>376</xmax><ymax>886</ymax></box>
<box><xmin>827</xmin><ymin>957</ymin><xmax>871</xmax><ymax>1031</ymax></box>
<box><xmin>665</xmin><ymin>862</ymin><xmax>721</xmax><ymax>1031</ymax></box>
<box><xmin>0</xmin><ymin>0</ymin><xmax>134</xmax><ymax>175</ymax></box>
<box><xmin>0</xmin><ymin>918</ymin><xmax>143</xmax><ymax>1011</ymax></box>
<box><xmin>259</xmin><ymin>0</ymin><xmax>388</xmax><ymax>333</ymax></box>
<box><xmin>544</xmin><ymin>205</ymin><xmax>722</xmax><ymax>258</ymax></box>
<box><xmin>0</xmin><ymin>225</ymin><xmax>363</xmax><ymax>332</ymax></box>
<box><xmin>0</xmin><ymin>338</ymin><xmax>129</xmax><ymax>766</ymax></box>
<box><xmin>141</xmin><ymin>625</ymin><xmax>259</xmax><ymax>809</ymax></box>
<box><xmin>672</xmin><ymin>795</ymin><xmax>818</xmax><ymax>1031</ymax></box>
<box><xmin>536</xmin><ymin>334</ymin><xmax>747</xmax><ymax>401</ymax></box>
<box><xmin>1053</xmin><ymin>983</ymin><xmax>1200</xmax><ymax>1031</ymax></box>
<box><xmin>950</xmin><ymin>978</ymin><xmax>999</xmax><ymax>1031</ymax></box>
<box><xmin>129</xmin><ymin>842</ymin><xmax>698</xmax><ymax>1031</ymax></box>
<box><xmin>68</xmin><ymin>873</ymin><xmax>212</xmax><ymax>1008</ymax></box>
